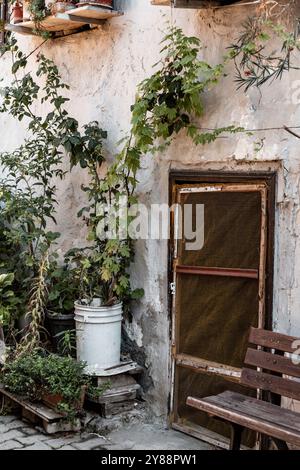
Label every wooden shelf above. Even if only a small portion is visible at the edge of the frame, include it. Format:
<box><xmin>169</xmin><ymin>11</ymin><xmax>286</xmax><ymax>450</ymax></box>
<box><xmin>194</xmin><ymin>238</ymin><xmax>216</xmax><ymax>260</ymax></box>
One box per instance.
<box><xmin>5</xmin><ymin>6</ymin><xmax>123</xmax><ymax>37</ymax></box>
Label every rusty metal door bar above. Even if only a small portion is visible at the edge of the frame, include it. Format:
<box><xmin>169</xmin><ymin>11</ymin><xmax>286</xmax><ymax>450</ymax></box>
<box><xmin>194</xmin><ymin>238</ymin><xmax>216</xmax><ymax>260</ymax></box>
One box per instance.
<box><xmin>175</xmin><ymin>265</ymin><xmax>259</xmax><ymax>279</ymax></box>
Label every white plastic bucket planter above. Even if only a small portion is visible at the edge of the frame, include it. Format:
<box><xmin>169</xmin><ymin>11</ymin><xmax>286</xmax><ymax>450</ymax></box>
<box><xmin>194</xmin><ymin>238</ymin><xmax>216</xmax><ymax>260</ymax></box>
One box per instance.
<box><xmin>74</xmin><ymin>299</ymin><xmax>122</xmax><ymax>375</ymax></box>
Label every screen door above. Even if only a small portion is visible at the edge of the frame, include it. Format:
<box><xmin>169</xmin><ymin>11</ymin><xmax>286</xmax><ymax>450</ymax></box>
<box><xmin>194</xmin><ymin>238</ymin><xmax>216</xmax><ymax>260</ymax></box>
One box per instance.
<box><xmin>169</xmin><ymin>179</ymin><xmax>272</xmax><ymax>448</ymax></box>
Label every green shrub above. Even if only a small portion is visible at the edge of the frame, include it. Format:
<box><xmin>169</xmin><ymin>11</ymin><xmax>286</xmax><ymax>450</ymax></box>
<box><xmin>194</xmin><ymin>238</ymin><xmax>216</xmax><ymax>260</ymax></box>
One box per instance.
<box><xmin>1</xmin><ymin>350</ymin><xmax>107</xmax><ymax>418</ymax></box>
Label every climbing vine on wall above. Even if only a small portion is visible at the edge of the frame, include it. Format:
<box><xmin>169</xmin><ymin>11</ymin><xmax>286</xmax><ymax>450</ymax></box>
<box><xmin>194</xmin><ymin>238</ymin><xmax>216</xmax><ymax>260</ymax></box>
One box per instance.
<box><xmin>107</xmin><ymin>25</ymin><xmax>243</xmax><ymax>198</ymax></box>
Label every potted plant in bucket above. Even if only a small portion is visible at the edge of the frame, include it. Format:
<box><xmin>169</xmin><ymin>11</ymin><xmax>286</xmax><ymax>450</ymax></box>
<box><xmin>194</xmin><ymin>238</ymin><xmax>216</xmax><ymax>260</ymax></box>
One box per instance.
<box><xmin>66</xmin><ymin>240</ymin><xmax>136</xmax><ymax>374</ymax></box>
<box><xmin>66</xmin><ymin>122</ymin><xmax>143</xmax><ymax>375</ymax></box>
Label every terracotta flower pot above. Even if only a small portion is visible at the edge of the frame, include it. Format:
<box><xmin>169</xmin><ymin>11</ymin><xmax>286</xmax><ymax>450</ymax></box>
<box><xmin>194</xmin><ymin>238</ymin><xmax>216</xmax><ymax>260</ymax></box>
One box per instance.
<box><xmin>11</xmin><ymin>1</ymin><xmax>23</xmax><ymax>24</ymax></box>
<box><xmin>42</xmin><ymin>392</ymin><xmax>64</xmax><ymax>410</ymax></box>
<box><xmin>42</xmin><ymin>385</ymin><xmax>86</xmax><ymax>412</ymax></box>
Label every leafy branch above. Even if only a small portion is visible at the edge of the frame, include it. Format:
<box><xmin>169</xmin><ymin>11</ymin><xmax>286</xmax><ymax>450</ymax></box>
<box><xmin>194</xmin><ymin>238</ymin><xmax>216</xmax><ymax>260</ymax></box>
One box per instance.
<box><xmin>228</xmin><ymin>17</ymin><xmax>300</xmax><ymax>91</ymax></box>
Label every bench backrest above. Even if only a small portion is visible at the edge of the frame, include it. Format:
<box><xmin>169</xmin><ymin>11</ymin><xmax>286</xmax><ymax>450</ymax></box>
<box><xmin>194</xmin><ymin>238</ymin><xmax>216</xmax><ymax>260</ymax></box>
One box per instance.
<box><xmin>241</xmin><ymin>327</ymin><xmax>300</xmax><ymax>400</ymax></box>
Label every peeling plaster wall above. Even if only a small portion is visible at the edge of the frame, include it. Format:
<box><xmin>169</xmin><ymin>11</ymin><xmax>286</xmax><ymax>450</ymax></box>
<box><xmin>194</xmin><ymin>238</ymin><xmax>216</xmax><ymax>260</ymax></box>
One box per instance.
<box><xmin>1</xmin><ymin>0</ymin><xmax>300</xmax><ymax>419</ymax></box>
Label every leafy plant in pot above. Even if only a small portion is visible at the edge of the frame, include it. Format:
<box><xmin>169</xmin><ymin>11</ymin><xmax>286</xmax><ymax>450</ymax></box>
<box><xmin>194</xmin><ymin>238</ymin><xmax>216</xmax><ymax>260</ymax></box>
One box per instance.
<box><xmin>46</xmin><ymin>263</ymin><xmax>78</xmax><ymax>355</ymax></box>
<box><xmin>1</xmin><ymin>350</ymin><xmax>108</xmax><ymax>418</ymax></box>
<box><xmin>0</xmin><ymin>272</ymin><xmax>19</xmax><ymax>361</ymax></box>
<box><xmin>66</xmin><ymin>247</ymin><xmax>125</xmax><ymax>374</ymax></box>
<box><xmin>66</xmin><ymin>123</ymin><xmax>143</xmax><ymax>374</ymax></box>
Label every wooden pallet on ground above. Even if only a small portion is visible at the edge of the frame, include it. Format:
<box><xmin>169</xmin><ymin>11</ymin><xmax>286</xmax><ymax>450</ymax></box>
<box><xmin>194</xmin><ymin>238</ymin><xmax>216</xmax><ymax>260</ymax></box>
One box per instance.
<box><xmin>0</xmin><ymin>385</ymin><xmax>81</xmax><ymax>434</ymax></box>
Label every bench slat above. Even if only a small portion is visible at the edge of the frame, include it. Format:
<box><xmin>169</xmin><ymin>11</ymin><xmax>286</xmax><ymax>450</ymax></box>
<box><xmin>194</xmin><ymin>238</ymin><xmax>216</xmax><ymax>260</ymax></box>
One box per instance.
<box><xmin>241</xmin><ymin>367</ymin><xmax>300</xmax><ymax>400</ymax></box>
<box><xmin>249</xmin><ymin>327</ymin><xmax>298</xmax><ymax>353</ymax></box>
<box><xmin>187</xmin><ymin>391</ymin><xmax>300</xmax><ymax>446</ymax></box>
<box><xmin>245</xmin><ymin>348</ymin><xmax>300</xmax><ymax>379</ymax></box>
<box><xmin>206</xmin><ymin>391</ymin><xmax>300</xmax><ymax>431</ymax></box>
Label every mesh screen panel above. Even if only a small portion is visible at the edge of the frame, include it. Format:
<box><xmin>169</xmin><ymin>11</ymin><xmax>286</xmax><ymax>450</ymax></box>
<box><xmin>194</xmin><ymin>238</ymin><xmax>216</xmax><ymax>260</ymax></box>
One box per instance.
<box><xmin>178</xmin><ymin>191</ymin><xmax>261</xmax><ymax>269</ymax></box>
<box><xmin>177</xmin><ymin>275</ymin><xmax>258</xmax><ymax>365</ymax></box>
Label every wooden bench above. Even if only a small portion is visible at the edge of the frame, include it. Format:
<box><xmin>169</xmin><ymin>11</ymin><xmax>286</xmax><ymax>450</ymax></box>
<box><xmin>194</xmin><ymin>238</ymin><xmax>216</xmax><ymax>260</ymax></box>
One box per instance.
<box><xmin>186</xmin><ymin>327</ymin><xmax>300</xmax><ymax>450</ymax></box>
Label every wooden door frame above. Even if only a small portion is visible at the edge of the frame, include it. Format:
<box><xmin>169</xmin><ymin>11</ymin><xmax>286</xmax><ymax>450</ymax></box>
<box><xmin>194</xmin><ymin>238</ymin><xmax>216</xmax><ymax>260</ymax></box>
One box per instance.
<box><xmin>168</xmin><ymin>170</ymin><xmax>276</xmax><ymax>445</ymax></box>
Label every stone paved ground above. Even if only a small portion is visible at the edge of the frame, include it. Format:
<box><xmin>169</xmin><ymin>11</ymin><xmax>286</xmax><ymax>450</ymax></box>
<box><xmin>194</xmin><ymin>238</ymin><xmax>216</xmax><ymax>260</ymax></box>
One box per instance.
<box><xmin>0</xmin><ymin>413</ymin><xmax>213</xmax><ymax>450</ymax></box>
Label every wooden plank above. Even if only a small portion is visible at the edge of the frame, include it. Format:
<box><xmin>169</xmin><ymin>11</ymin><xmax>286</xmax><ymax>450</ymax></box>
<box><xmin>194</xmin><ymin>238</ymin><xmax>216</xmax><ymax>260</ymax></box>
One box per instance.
<box><xmin>97</xmin><ymin>373</ymin><xmax>137</xmax><ymax>388</ymax></box>
<box><xmin>172</xmin><ymin>421</ymin><xmax>230</xmax><ymax>450</ymax></box>
<box><xmin>175</xmin><ymin>265</ymin><xmax>258</xmax><ymax>279</ymax></box>
<box><xmin>5</xmin><ymin>21</ymin><xmax>91</xmax><ymax>38</ymax></box>
<box><xmin>17</xmin><ymin>13</ymin><xmax>85</xmax><ymax>32</ymax></box>
<box><xmin>176</xmin><ymin>353</ymin><xmax>241</xmax><ymax>383</ymax></box>
<box><xmin>88</xmin><ymin>383</ymin><xmax>140</xmax><ymax>404</ymax></box>
<box><xmin>249</xmin><ymin>327</ymin><xmax>299</xmax><ymax>354</ymax></box>
<box><xmin>68</xmin><ymin>14</ymin><xmax>106</xmax><ymax>26</ymax></box>
<box><xmin>174</xmin><ymin>0</ymin><xmax>220</xmax><ymax>6</ymax></box>
<box><xmin>245</xmin><ymin>348</ymin><xmax>300</xmax><ymax>379</ymax></box>
<box><xmin>5</xmin><ymin>23</ymin><xmax>39</xmax><ymax>35</ymax></box>
<box><xmin>99</xmin><ymin>399</ymin><xmax>137</xmax><ymax>418</ymax></box>
<box><xmin>258</xmin><ymin>186</ymin><xmax>267</xmax><ymax>329</ymax></box>
<box><xmin>67</xmin><ymin>6</ymin><xmax>123</xmax><ymax>20</ymax></box>
<box><xmin>179</xmin><ymin>183</ymin><xmax>267</xmax><ymax>194</ymax></box>
<box><xmin>151</xmin><ymin>0</ymin><xmax>245</xmax><ymax>7</ymax></box>
<box><xmin>174</xmin><ymin>0</ymin><xmax>253</xmax><ymax>7</ymax></box>
<box><xmin>101</xmin><ymin>383</ymin><xmax>140</xmax><ymax>397</ymax></box>
<box><xmin>0</xmin><ymin>386</ymin><xmax>63</xmax><ymax>421</ymax></box>
<box><xmin>187</xmin><ymin>394</ymin><xmax>300</xmax><ymax>446</ymax></box>
<box><xmin>93</xmin><ymin>361</ymin><xmax>143</xmax><ymax>377</ymax></box>
<box><xmin>203</xmin><ymin>391</ymin><xmax>300</xmax><ymax>432</ymax></box>
<box><xmin>241</xmin><ymin>368</ymin><xmax>300</xmax><ymax>400</ymax></box>
<box><xmin>151</xmin><ymin>0</ymin><xmax>170</xmax><ymax>5</ymax></box>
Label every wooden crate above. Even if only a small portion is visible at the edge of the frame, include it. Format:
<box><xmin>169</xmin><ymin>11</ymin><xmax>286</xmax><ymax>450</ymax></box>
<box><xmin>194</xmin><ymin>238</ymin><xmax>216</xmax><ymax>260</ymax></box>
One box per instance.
<box><xmin>87</xmin><ymin>373</ymin><xmax>141</xmax><ymax>418</ymax></box>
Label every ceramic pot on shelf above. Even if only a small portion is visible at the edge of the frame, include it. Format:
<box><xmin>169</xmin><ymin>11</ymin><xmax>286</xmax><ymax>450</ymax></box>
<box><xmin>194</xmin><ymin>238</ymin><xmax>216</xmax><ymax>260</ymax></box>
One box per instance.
<box><xmin>51</xmin><ymin>1</ymin><xmax>76</xmax><ymax>15</ymax></box>
<box><xmin>22</xmin><ymin>0</ymin><xmax>31</xmax><ymax>22</ymax></box>
<box><xmin>11</xmin><ymin>1</ymin><xmax>23</xmax><ymax>24</ymax></box>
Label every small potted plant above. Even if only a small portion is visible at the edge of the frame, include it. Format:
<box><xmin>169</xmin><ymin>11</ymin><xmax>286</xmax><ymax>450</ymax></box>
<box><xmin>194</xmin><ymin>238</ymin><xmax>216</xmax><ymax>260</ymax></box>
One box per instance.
<box><xmin>23</xmin><ymin>0</ymin><xmax>47</xmax><ymax>22</ymax></box>
<box><xmin>0</xmin><ymin>272</ymin><xmax>19</xmax><ymax>362</ymax></box>
<box><xmin>0</xmin><ymin>272</ymin><xmax>16</xmax><ymax>329</ymax></box>
<box><xmin>50</xmin><ymin>0</ymin><xmax>76</xmax><ymax>15</ymax></box>
<box><xmin>46</xmin><ymin>263</ymin><xmax>78</xmax><ymax>355</ymax></box>
<box><xmin>11</xmin><ymin>1</ymin><xmax>23</xmax><ymax>24</ymax></box>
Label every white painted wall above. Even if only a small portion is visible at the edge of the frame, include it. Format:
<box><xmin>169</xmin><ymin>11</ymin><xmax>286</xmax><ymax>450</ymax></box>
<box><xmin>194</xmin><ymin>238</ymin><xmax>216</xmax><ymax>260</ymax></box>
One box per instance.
<box><xmin>1</xmin><ymin>0</ymin><xmax>300</xmax><ymax>418</ymax></box>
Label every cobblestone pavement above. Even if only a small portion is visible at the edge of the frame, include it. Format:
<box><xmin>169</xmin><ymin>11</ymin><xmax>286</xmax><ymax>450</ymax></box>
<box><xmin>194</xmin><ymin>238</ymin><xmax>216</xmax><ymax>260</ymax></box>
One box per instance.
<box><xmin>0</xmin><ymin>413</ymin><xmax>213</xmax><ymax>450</ymax></box>
<box><xmin>0</xmin><ymin>414</ymin><xmax>107</xmax><ymax>450</ymax></box>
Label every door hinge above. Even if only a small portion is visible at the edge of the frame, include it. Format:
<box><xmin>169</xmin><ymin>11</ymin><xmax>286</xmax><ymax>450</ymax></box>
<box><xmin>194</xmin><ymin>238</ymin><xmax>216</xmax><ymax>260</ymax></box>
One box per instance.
<box><xmin>170</xmin><ymin>282</ymin><xmax>176</xmax><ymax>295</ymax></box>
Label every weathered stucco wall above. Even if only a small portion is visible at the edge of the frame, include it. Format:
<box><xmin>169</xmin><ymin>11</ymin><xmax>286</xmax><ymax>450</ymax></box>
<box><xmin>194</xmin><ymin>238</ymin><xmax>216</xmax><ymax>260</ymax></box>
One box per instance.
<box><xmin>1</xmin><ymin>0</ymin><xmax>300</xmax><ymax>419</ymax></box>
